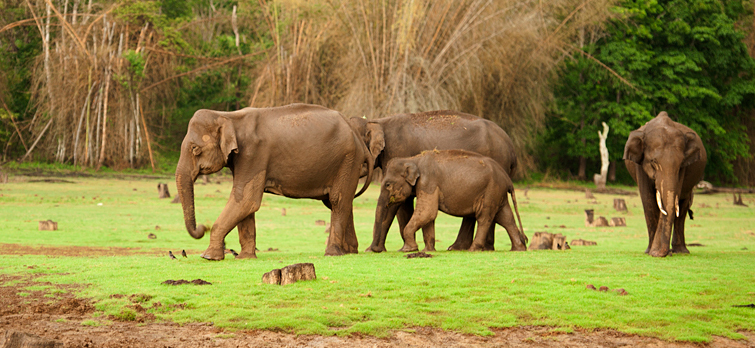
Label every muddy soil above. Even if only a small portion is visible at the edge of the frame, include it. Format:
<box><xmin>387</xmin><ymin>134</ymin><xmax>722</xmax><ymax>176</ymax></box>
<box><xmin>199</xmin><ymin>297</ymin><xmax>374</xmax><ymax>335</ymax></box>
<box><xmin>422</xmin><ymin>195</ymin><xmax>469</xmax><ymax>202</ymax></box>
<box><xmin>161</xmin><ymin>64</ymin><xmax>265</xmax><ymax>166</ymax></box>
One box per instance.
<box><xmin>1</xmin><ymin>245</ymin><xmax>754</xmax><ymax>348</ymax></box>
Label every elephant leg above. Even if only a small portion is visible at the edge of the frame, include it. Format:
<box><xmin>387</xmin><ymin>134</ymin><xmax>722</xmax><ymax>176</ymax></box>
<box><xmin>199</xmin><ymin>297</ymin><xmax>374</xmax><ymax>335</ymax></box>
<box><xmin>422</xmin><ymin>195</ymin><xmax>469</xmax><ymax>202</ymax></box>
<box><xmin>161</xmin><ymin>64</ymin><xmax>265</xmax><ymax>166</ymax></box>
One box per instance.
<box><xmin>447</xmin><ymin>217</ymin><xmax>476</xmax><ymax>251</ymax></box>
<box><xmin>637</xmin><ymin>171</ymin><xmax>660</xmax><ymax>254</ymax></box>
<box><xmin>325</xmin><ymin>160</ymin><xmax>361</xmax><ymax>256</ymax></box>
<box><xmin>671</xmin><ymin>197</ymin><xmax>692</xmax><ymax>254</ymax></box>
<box><xmin>236</xmin><ymin>214</ymin><xmax>258</xmax><ymax>259</ymax></box>
<box><xmin>484</xmin><ymin>225</ymin><xmax>495</xmax><ymax>251</ymax></box>
<box><xmin>399</xmin><ymin>191</ymin><xmax>438</xmax><ymax>252</ymax></box>
<box><xmin>396</xmin><ymin>199</ymin><xmax>414</xmax><ymax>243</ymax></box>
<box><xmin>202</xmin><ymin>172</ymin><xmax>265</xmax><ymax>261</ymax></box>
<box><xmin>469</xmin><ymin>218</ymin><xmax>495</xmax><ymax>252</ymax></box>
<box><xmin>494</xmin><ymin>204</ymin><xmax>526</xmax><ymax>251</ymax></box>
<box><xmin>421</xmin><ymin>220</ymin><xmax>436</xmax><ymax>252</ymax></box>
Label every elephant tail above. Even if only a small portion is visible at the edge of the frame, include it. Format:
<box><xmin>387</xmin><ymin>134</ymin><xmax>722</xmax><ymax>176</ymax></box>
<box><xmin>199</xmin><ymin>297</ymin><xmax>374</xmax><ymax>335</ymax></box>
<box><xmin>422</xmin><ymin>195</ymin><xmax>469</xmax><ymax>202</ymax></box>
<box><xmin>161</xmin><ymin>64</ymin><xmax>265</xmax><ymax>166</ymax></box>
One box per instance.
<box><xmin>354</xmin><ymin>132</ymin><xmax>374</xmax><ymax>198</ymax></box>
<box><xmin>510</xmin><ymin>187</ymin><xmax>527</xmax><ymax>246</ymax></box>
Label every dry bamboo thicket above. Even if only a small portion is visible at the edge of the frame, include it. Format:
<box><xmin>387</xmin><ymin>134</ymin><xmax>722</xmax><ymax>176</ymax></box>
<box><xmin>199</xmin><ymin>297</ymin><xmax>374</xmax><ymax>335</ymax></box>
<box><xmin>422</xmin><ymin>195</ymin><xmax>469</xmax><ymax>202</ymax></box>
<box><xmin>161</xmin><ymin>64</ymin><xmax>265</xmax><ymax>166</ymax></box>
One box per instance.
<box><xmin>247</xmin><ymin>0</ymin><xmax>617</xmax><ymax>173</ymax></box>
<box><xmin>20</xmin><ymin>0</ymin><xmax>176</xmax><ymax>169</ymax></box>
<box><xmin>15</xmin><ymin>0</ymin><xmax>617</xmax><ymax>172</ymax></box>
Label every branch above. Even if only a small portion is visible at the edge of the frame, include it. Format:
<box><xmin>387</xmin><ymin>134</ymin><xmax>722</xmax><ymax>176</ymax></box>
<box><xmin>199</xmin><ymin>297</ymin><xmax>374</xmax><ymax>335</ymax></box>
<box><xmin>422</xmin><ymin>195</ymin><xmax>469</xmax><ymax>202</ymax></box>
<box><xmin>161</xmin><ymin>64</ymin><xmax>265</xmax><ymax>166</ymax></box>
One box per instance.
<box><xmin>42</xmin><ymin>0</ymin><xmax>92</xmax><ymax>61</ymax></box>
<box><xmin>140</xmin><ymin>50</ymin><xmax>267</xmax><ymax>93</ymax></box>
<box><xmin>565</xmin><ymin>44</ymin><xmax>639</xmax><ymax>92</ymax></box>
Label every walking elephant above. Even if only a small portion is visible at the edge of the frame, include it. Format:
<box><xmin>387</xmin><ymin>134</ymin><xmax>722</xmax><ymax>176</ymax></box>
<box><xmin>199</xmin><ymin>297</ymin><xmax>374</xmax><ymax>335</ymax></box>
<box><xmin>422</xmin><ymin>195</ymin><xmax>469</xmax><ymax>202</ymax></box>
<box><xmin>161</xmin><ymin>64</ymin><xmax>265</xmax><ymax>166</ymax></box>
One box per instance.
<box><xmin>375</xmin><ymin>150</ymin><xmax>526</xmax><ymax>252</ymax></box>
<box><xmin>349</xmin><ymin>110</ymin><xmax>520</xmax><ymax>252</ymax></box>
<box><xmin>175</xmin><ymin>104</ymin><xmax>373</xmax><ymax>260</ymax></box>
<box><xmin>623</xmin><ymin>111</ymin><xmax>707</xmax><ymax>257</ymax></box>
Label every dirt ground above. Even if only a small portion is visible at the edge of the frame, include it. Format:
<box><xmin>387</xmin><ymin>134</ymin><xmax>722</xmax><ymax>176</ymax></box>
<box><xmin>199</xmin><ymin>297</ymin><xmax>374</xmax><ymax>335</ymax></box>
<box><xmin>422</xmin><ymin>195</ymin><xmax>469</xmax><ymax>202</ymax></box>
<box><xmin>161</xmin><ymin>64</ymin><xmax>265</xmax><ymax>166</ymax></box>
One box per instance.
<box><xmin>1</xmin><ymin>244</ymin><xmax>754</xmax><ymax>348</ymax></box>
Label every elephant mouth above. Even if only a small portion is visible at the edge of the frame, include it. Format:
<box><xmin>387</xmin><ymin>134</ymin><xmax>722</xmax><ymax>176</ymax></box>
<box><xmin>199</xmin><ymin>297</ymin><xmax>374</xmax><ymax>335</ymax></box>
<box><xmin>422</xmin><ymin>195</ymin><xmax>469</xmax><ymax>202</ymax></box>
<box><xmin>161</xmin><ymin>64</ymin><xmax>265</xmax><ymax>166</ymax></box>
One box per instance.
<box><xmin>655</xmin><ymin>189</ymin><xmax>680</xmax><ymax>217</ymax></box>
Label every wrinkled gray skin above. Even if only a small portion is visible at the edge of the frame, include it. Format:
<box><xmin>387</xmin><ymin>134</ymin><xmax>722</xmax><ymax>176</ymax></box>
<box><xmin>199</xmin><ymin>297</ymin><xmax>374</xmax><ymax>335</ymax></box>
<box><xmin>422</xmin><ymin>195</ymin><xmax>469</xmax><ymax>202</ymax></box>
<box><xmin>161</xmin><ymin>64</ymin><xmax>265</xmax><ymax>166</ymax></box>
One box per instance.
<box><xmin>349</xmin><ymin>110</ymin><xmax>518</xmax><ymax>252</ymax></box>
<box><xmin>176</xmin><ymin>104</ymin><xmax>373</xmax><ymax>260</ymax></box>
<box><xmin>376</xmin><ymin>150</ymin><xmax>527</xmax><ymax>252</ymax></box>
<box><xmin>624</xmin><ymin>112</ymin><xmax>707</xmax><ymax>257</ymax></box>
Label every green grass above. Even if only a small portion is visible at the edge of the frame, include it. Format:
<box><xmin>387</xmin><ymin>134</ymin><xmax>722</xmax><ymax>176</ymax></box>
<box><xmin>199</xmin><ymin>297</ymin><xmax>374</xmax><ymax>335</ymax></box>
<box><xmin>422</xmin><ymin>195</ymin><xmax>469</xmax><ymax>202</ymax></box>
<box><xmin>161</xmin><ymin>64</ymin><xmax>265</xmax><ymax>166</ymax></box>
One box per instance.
<box><xmin>0</xmin><ymin>175</ymin><xmax>754</xmax><ymax>341</ymax></box>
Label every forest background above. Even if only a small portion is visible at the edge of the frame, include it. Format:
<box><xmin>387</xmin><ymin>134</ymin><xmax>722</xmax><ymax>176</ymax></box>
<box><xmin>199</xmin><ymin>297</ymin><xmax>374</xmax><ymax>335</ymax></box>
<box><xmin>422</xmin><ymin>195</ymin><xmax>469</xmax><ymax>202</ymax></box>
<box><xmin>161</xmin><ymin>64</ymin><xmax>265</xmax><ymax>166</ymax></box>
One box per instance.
<box><xmin>1</xmin><ymin>0</ymin><xmax>754</xmax><ymax>186</ymax></box>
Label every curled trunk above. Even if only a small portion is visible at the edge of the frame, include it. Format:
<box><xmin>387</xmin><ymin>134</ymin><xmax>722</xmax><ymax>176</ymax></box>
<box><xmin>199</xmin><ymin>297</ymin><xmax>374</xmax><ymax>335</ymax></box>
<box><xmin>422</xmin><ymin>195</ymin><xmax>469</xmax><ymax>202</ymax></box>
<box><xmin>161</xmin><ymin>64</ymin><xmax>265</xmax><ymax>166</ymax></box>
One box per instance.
<box><xmin>176</xmin><ymin>164</ymin><xmax>206</xmax><ymax>239</ymax></box>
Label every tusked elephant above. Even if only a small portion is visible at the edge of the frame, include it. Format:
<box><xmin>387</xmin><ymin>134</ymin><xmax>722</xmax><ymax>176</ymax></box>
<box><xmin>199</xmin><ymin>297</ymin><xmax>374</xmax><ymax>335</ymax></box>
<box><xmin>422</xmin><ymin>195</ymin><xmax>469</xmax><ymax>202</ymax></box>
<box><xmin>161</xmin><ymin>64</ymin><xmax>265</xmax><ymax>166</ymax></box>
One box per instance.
<box><xmin>349</xmin><ymin>110</ymin><xmax>519</xmax><ymax>252</ymax></box>
<box><xmin>623</xmin><ymin>111</ymin><xmax>707</xmax><ymax>257</ymax></box>
<box><xmin>375</xmin><ymin>150</ymin><xmax>526</xmax><ymax>252</ymax></box>
<box><xmin>175</xmin><ymin>103</ymin><xmax>373</xmax><ymax>260</ymax></box>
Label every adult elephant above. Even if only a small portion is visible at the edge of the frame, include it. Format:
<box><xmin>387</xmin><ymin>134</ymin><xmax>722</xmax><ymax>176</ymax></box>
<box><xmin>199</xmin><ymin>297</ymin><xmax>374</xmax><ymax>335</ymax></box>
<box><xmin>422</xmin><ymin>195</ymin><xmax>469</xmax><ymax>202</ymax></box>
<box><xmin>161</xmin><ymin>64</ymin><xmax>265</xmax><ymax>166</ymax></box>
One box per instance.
<box><xmin>623</xmin><ymin>111</ymin><xmax>707</xmax><ymax>257</ymax></box>
<box><xmin>176</xmin><ymin>103</ymin><xmax>373</xmax><ymax>260</ymax></box>
<box><xmin>349</xmin><ymin>110</ymin><xmax>520</xmax><ymax>252</ymax></box>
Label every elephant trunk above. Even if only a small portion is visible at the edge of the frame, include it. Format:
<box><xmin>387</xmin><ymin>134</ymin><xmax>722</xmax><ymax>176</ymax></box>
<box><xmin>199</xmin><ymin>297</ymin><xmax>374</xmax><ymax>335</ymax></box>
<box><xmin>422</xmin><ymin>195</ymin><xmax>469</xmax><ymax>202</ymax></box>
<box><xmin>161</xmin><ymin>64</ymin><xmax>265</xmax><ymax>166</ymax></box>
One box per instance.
<box><xmin>176</xmin><ymin>157</ymin><xmax>207</xmax><ymax>239</ymax></box>
<box><xmin>365</xmin><ymin>195</ymin><xmax>399</xmax><ymax>252</ymax></box>
<box><xmin>651</xmin><ymin>177</ymin><xmax>680</xmax><ymax>256</ymax></box>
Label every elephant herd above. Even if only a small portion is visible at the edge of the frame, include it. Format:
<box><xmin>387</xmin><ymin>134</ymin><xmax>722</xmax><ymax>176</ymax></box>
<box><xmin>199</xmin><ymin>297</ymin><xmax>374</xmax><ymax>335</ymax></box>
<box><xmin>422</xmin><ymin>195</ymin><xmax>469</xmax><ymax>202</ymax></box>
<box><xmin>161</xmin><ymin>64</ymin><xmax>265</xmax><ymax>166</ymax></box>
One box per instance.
<box><xmin>176</xmin><ymin>104</ymin><xmax>706</xmax><ymax>260</ymax></box>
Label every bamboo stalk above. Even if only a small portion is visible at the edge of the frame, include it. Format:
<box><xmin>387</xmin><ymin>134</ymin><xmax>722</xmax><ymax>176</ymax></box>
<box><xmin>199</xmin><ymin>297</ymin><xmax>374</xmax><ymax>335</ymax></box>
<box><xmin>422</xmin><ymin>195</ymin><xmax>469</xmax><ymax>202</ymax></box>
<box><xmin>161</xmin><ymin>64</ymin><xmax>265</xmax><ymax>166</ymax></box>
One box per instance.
<box><xmin>97</xmin><ymin>71</ymin><xmax>111</xmax><ymax>169</ymax></box>
<box><xmin>138</xmin><ymin>97</ymin><xmax>155</xmax><ymax>172</ymax></box>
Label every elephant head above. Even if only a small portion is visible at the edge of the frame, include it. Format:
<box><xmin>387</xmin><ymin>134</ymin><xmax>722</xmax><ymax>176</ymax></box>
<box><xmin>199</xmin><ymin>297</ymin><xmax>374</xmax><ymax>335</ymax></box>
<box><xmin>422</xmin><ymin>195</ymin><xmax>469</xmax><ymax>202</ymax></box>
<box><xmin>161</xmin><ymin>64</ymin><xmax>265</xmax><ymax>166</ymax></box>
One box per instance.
<box><xmin>368</xmin><ymin>159</ymin><xmax>418</xmax><ymax>252</ymax></box>
<box><xmin>175</xmin><ymin>110</ymin><xmax>238</xmax><ymax>239</ymax></box>
<box><xmin>348</xmin><ymin>117</ymin><xmax>385</xmax><ymax>168</ymax></box>
<box><xmin>623</xmin><ymin>113</ymin><xmax>702</xmax><ymax>218</ymax></box>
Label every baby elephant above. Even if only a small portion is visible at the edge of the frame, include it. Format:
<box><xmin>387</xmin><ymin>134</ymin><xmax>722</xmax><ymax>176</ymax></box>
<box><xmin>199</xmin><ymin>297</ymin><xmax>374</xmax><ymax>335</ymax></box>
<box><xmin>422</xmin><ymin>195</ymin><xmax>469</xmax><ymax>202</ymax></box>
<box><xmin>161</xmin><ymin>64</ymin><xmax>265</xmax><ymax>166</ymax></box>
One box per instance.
<box><xmin>372</xmin><ymin>150</ymin><xmax>527</xmax><ymax>252</ymax></box>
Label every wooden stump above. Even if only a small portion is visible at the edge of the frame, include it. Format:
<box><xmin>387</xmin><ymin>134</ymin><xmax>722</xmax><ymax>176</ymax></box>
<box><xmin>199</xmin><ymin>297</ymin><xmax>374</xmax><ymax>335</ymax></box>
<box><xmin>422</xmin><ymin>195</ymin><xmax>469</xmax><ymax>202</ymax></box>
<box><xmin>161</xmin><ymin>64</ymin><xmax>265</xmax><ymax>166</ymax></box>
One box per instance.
<box><xmin>157</xmin><ymin>183</ymin><xmax>171</xmax><ymax>199</ymax></box>
<box><xmin>529</xmin><ymin>232</ymin><xmax>569</xmax><ymax>250</ymax></box>
<box><xmin>529</xmin><ymin>232</ymin><xmax>553</xmax><ymax>250</ymax></box>
<box><xmin>263</xmin><ymin>263</ymin><xmax>316</xmax><ymax>285</ymax></box>
<box><xmin>262</xmin><ymin>269</ymin><xmax>282</xmax><ymax>285</ymax></box>
<box><xmin>593</xmin><ymin>216</ymin><xmax>610</xmax><ymax>227</ymax></box>
<box><xmin>613</xmin><ymin>198</ymin><xmax>627</xmax><ymax>212</ymax></box>
<box><xmin>609</xmin><ymin>217</ymin><xmax>626</xmax><ymax>227</ymax></box>
<box><xmin>584</xmin><ymin>209</ymin><xmax>595</xmax><ymax>227</ymax></box>
<box><xmin>585</xmin><ymin>189</ymin><xmax>595</xmax><ymax>199</ymax></box>
<box><xmin>170</xmin><ymin>195</ymin><xmax>180</xmax><ymax>204</ymax></box>
<box><xmin>2</xmin><ymin>330</ymin><xmax>63</xmax><ymax>348</ymax></box>
<box><xmin>571</xmin><ymin>239</ymin><xmax>597</xmax><ymax>246</ymax></box>
<box><xmin>38</xmin><ymin>220</ymin><xmax>58</xmax><ymax>231</ymax></box>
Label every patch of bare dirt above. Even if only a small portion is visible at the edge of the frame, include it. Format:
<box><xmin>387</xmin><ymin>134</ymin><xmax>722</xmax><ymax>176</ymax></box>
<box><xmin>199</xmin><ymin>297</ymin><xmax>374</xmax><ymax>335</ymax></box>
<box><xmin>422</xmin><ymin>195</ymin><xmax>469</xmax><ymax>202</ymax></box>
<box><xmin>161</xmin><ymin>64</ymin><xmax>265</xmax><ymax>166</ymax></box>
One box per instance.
<box><xmin>1</xmin><ymin>274</ymin><xmax>753</xmax><ymax>347</ymax></box>
<box><xmin>0</xmin><ymin>243</ymin><xmax>162</xmax><ymax>257</ymax></box>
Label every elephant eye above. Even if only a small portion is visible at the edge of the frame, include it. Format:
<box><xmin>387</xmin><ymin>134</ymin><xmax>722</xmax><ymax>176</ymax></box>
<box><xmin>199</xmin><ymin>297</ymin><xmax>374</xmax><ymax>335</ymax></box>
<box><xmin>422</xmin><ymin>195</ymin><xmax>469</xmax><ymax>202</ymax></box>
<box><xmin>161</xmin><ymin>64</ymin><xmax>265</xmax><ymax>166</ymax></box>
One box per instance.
<box><xmin>191</xmin><ymin>145</ymin><xmax>201</xmax><ymax>156</ymax></box>
<box><xmin>385</xmin><ymin>183</ymin><xmax>392</xmax><ymax>189</ymax></box>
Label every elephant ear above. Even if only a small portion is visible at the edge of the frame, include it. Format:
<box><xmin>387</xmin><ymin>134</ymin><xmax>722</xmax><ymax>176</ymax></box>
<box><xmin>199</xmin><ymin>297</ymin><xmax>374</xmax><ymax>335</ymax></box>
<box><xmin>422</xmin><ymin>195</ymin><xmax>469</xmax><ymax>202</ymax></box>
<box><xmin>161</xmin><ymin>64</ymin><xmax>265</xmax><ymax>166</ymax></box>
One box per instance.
<box><xmin>366</xmin><ymin>122</ymin><xmax>385</xmax><ymax>163</ymax></box>
<box><xmin>682</xmin><ymin>132</ymin><xmax>701</xmax><ymax>167</ymax></box>
<box><xmin>623</xmin><ymin>130</ymin><xmax>644</xmax><ymax>164</ymax></box>
<box><xmin>403</xmin><ymin>162</ymin><xmax>420</xmax><ymax>186</ymax></box>
<box><xmin>217</xmin><ymin>117</ymin><xmax>238</xmax><ymax>164</ymax></box>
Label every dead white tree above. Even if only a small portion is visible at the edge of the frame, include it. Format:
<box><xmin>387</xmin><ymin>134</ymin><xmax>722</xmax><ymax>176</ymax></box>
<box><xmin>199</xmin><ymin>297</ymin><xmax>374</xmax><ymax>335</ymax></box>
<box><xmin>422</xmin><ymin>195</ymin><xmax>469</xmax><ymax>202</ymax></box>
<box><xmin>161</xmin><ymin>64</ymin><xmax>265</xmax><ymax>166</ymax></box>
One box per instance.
<box><xmin>593</xmin><ymin>122</ymin><xmax>609</xmax><ymax>190</ymax></box>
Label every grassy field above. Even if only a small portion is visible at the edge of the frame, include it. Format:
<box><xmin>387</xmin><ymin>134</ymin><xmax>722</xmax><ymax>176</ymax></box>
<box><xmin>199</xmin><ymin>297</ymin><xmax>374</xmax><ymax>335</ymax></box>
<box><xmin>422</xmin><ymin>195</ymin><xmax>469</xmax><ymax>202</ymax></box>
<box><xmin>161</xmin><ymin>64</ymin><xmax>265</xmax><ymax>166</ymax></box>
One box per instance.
<box><xmin>0</xmin><ymin>173</ymin><xmax>753</xmax><ymax>342</ymax></box>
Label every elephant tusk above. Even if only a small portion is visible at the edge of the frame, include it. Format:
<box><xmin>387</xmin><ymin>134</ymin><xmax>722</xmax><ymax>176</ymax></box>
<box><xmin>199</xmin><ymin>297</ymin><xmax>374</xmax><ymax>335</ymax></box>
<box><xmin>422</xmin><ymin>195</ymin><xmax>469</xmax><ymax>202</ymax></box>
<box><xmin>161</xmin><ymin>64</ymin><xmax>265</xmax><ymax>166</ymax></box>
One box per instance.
<box><xmin>656</xmin><ymin>190</ymin><xmax>668</xmax><ymax>216</ymax></box>
<box><xmin>675</xmin><ymin>196</ymin><xmax>680</xmax><ymax>217</ymax></box>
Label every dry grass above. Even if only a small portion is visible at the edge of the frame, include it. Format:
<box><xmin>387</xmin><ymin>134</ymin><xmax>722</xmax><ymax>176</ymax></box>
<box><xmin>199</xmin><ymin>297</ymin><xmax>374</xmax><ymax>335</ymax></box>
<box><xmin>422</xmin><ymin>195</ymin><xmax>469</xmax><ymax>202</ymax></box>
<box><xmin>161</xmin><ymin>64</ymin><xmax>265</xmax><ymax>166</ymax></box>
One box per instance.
<box><xmin>246</xmin><ymin>0</ymin><xmax>618</xmax><ymax>173</ymax></box>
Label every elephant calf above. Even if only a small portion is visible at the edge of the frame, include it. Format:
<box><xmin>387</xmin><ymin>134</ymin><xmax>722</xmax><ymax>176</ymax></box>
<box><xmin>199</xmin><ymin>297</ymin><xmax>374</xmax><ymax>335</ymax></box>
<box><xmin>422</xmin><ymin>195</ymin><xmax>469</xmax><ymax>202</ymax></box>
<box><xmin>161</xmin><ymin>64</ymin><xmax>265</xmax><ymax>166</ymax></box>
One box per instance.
<box><xmin>373</xmin><ymin>150</ymin><xmax>527</xmax><ymax>252</ymax></box>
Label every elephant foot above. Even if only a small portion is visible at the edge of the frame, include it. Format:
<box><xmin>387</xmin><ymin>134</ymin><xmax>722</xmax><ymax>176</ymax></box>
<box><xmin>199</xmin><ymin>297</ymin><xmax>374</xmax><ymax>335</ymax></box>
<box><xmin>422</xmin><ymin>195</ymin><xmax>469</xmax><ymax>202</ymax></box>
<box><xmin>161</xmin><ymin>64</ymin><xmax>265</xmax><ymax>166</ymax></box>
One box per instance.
<box><xmin>510</xmin><ymin>245</ymin><xmax>526</xmax><ymax>252</ymax></box>
<box><xmin>235</xmin><ymin>251</ymin><xmax>257</xmax><ymax>259</ymax></box>
<box><xmin>671</xmin><ymin>246</ymin><xmax>690</xmax><ymax>254</ymax></box>
<box><xmin>447</xmin><ymin>242</ymin><xmax>471</xmax><ymax>251</ymax></box>
<box><xmin>469</xmin><ymin>244</ymin><xmax>487</xmax><ymax>252</ymax></box>
<box><xmin>648</xmin><ymin>247</ymin><xmax>670</xmax><ymax>258</ymax></box>
<box><xmin>325</xmin><ymin>244</ymin><xmax>345</xmax><ymax>256</ymax></box>
<box><xmin>422</xmin><ymin>246</ymin><xmax>436</xmax><ymax>252</ymax></box>
<box><xmin>200</xmin><ymin>247</ymin><xmax>225</xmax><ymax>261</ymax></box>
<box><xmin>365</xmin><ymin>245</ymin><xmax>386</xmax><ymax>253</ymax></box>
<box><xmin>398</xmin><ymin>244</ymin><xmax>419</xmax><ymax>253</ymax></box>
<box><xmin>484</xmin><ymin>245</ymin><xmax>496</xmax><ymax>251</ymax></box>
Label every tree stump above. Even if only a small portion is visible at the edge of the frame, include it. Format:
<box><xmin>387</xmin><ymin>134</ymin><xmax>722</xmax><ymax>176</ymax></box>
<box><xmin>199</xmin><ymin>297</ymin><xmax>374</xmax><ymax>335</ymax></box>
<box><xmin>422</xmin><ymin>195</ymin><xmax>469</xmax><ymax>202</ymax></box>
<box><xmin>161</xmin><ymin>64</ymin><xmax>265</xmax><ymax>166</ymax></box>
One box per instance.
<box><xmin>1</xmin><ymin>330</ymin><xmax>63</xmax><ymax>348</ymax></box>
<box><xmin>38</xmin><ymin>220</ymin><xmax>58</xmax><ymax>231</ymax></box>
<box><xmin>613</xmin><ymin>198</ymin><xmax>627</xmax><ymax>212</ymax></box>
<box><xmin>0</xmin><ymin>171</ymin><xmax>7</xmax><ymax>184</ymax></box>
<box><xmin>593</xmin><ymin>122</ymin><xmax>610</xmax><ymax>190</ymax></box>
<box><xmin>157</xmin><ymin>183</ymin><xmax>170</xmax><ymax>199</ymax></box>
<box><xmin>529</xmin><ymin>232</ymin><xmax>569</xmax><ymax>250</ymax></box>
<box><xmin>584</xmin><ymin>209</ymin><xmax>595</xmax><ymax>227</ymax></box>
<box><xmin>262</xmin><ymin>269</ymin><xmax>282</xmax><ymax>285</ymax></box>
<box><xmin>609</xmin><ymin>217</ymin><xmax>626</xmax><ymax>227</ymax></box>
<box><xmin>171</xmin><ymin>195</ymin><xmax>180</xmax><ymax>204</ymax></box>
<box><xmin>585</xmin><ymin>189</ymin><xmax>595</xmax><ymax>199</ymax></box>
<box><xmin>593</xmin><ymin>216</ymin><xmax>610</xmax><ymax>227</ymax></box>
<box><xmin>263</xmin><ymin>263</ymin><xmax>316</xmax><ymax>285</ymax></box>
<box><xmin>528</xmin><ymin>232</ymin><xmax>553</xmax><ymax>250</ymax></box>
<box><xmin>571</xmin><ymin>239</ymin><xmax>597</xmax><ymax>246</ymax></box>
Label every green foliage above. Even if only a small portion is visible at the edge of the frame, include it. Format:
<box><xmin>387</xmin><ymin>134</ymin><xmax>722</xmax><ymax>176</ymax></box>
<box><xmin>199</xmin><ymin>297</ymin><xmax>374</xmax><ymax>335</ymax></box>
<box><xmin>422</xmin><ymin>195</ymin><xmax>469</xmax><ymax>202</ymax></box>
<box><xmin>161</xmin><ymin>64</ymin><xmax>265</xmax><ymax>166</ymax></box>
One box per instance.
<box><xmin>545</xmin><ymin>0</ymin><xmax>755</xmax><ymax>184</ymax></box>
<box><xmin>0</xmin><ymin>177</ymin><xmax>754</xmax><ymax>340</ymax></box>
